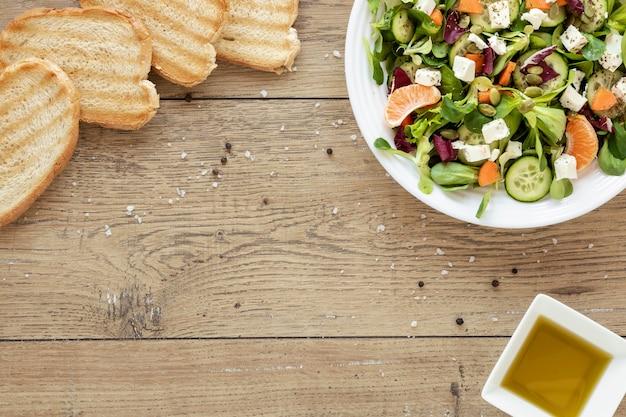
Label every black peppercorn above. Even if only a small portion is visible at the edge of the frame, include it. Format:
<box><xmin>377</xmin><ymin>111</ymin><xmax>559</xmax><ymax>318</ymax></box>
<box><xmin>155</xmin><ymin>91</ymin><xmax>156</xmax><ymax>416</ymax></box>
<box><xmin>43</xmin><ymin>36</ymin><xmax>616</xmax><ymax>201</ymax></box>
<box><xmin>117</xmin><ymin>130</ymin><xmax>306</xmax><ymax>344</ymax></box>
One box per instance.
<box><xmin>511</xmin><ymin>268</ymin><xmax>518</xmax><ymax>274</ymax></box>
<box><xmin>418</xmin><ymin>281</ymin><xmax>425</xmax><ymax>287</ymax></box>
<box><xmin>225</xmin><ymin>142</ymin><xmax>232</xmax><ymax>151</ymax></box>
<box><xmin>456</xmin><ymin>318</ymin><xmax>464</xmax><ymax>325</ymax></box>
<box><xmin>221</xmin><ymin>156</ymin><xmax>227</xmax><ymax>164</ymax></box>
<box><xmin>491</xmin><ymin>279</ymin><xmax>500</xmax><ymax>287</ymax></box>
<box><xmin>326</xmin><ymin>148</ymin><xmax>333</xmax><ymax>155</ymax></box>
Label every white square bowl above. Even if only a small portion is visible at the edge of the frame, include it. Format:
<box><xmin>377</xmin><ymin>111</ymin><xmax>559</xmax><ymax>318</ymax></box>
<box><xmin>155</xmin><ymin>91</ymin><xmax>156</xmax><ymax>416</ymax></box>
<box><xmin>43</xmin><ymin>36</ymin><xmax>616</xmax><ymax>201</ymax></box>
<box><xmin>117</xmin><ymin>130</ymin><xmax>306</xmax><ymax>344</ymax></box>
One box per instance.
<box><xmin>482</xmin><ymin>294</ymin><xmax>626</xmax><ymax>417</ymax></box>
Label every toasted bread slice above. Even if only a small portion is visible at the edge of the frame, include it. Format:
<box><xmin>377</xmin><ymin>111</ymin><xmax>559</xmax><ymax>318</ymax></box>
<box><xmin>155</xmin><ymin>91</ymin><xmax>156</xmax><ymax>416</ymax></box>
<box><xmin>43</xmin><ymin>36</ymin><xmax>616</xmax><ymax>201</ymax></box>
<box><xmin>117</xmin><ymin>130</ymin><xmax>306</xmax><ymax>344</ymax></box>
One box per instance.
<box><xmin>0</xmin><ymin>7</ymin><xmax>159</xmax><ymax>130</ymax></box>
<box><xmin>0</xmin><ymin>58</ymin><xmax>80</xmax><ymax>227</ymax></box>
<box><xmin>214</xmin><ymin>0</ymin><xmax>301</xmax><ymax>74</ymax></box>
<box><xmin>80</xmin><ymin>0</ymin><xmax>229</xmax><ymax>87</ymax></box>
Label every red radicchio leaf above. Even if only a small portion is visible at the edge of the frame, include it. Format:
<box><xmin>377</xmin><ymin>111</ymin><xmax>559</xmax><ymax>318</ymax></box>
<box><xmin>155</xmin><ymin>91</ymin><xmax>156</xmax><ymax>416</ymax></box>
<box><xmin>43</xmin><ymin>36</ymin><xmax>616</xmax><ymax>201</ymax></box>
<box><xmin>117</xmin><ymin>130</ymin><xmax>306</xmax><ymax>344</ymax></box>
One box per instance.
<box><xmin>389</xmin><ymin>67</ymin><xmax>413</xmax><ymax>94</ymax></box>
<box><xmin>433</xmin><ymin>134</ymin><xmax>457</xmax><ymax>162</ymax></box>
<box><xmin>567</xmin><ymin>0</ymin><xmax>584</xmax><ymax>15</ymax></box>
<box><xmin>520</xmin><ymin>46</ymin><xmax>559</xmax><ymax>83</ymax></box>
<box><xmin>579</xmin><ymin>105</ymin><xmax>615</xmax><ymax>133</ymax></box>
<box><xmin>394</xmin><ymin>126</ymin><xmax>417</xmax><ymax>153</ymax></box>
<box><xmin>444</xmin><ymin>11</ymin><xmax>468</xmax><ymax>45</ymax></box>
<box><xmin>483</xmin><ymin>47</ymin><xmax>495</xmax><ymax>75</ymax></box>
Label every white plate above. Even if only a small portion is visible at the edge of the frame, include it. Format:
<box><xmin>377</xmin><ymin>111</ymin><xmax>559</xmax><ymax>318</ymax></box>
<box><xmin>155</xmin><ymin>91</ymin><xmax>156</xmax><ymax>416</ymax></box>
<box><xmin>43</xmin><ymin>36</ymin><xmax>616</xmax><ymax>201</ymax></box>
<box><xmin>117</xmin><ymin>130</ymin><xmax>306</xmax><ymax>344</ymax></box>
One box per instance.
<box><xmin>344</xmin><ymin>0</ymin><xmax>626</xmax><ymax>228</ymax></box>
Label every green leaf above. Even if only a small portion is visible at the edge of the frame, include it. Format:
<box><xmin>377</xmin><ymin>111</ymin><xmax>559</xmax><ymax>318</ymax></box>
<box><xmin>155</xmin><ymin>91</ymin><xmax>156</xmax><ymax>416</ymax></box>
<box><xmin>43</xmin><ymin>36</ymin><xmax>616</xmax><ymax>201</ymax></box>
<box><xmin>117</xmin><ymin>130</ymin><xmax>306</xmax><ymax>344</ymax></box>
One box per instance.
<box><xmin>407</xmin><ymin>9</ymin><xmax>441</xmax><ymax>37</ymax></box>
<box><xmin>464</xmin><ymin>110</ymin><xmax>492</xmax><ymax>134</ymax></box>
<box><xmin>550</xmin><ymin>178</ymin><xmax>573</xmax><ymax>200</ymax></box>
<box><xmin>581</xmin><ymin>35</ymin><xmax>606</xmax><ymax>62</ymax></box>
<box><xmin>599</xmin><ymin>139</ymin><xmax>626</xmax><ymax>175</ymax></box>
<box><xmin>441</xmin><ymin>96</ymin><xmax>476</xmax><ymax>123</ymax></box>
<box><xmin>439</xmin><ymin>66</ymin><xmax>464</xmax><ymax>100</ymax></box>
<box><xmin>476</xmin><ymin>185</ymin><xmax>493</xmax><ymax>218</ymax></box>
<box><xmin>533</xmin><ymin>105</ymin><xmax>566</xmax><ymax>146</ymax></box>
<box><xmin>431</xmin><ymin>162</ymin><xmax>480</xmax><ymax>186</ymax></box>
<box><xmin>495</xmin><ymin>94</ymin><xmax>522</xmax><ymax>118</ymax></box>
<box><xmin>368</xmin><ymin>0</ymin><xmax>381</xmax><ymax>14</ymax></box>
<box><xmin>374</xmin><ymin>137</ymin><xmax>393</xmax><ymax>150</ymax></box>
<box><xmin>608</xmin><ymin>122</ymin><xmax>626</xmax><ymax>159</ymax></box>
<box><xmin>364</xmin><ymin>38</ymin><xmax>384</xmax><ymax>85</ymax></box>
<box><xmin>432</xmin><ymin>42</ymin><xmax>450</xmax><ymax>59</ymax></box>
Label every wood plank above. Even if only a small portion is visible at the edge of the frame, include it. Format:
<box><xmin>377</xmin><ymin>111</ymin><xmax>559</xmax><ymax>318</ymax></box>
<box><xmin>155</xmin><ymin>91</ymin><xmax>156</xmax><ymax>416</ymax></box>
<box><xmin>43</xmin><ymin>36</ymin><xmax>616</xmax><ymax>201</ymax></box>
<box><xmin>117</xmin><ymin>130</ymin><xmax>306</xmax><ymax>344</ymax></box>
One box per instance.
<box><xmin>1</xmin><ymin>100</ymin><xmax>626</xmax><ymax>340</ymax></box>
<box><xmin>0</xmin><ymin>0</ymin><xmax>350</xmax><ymax>99</ymax></box>
<box><xmin>0</xmin><ymin>337</ymin><xmax>581</xmax><ymax>417</ymax></box>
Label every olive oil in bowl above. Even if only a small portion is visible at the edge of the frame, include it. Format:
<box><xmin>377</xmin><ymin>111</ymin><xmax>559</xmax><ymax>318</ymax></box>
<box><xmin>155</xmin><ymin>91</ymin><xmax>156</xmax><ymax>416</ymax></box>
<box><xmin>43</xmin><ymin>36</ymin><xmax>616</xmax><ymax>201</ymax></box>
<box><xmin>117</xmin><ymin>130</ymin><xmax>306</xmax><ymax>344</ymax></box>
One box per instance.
<box><xmin>501</xmin><ymin>315</ymin><xmax>613</xmax><ymax>417</ymax></box>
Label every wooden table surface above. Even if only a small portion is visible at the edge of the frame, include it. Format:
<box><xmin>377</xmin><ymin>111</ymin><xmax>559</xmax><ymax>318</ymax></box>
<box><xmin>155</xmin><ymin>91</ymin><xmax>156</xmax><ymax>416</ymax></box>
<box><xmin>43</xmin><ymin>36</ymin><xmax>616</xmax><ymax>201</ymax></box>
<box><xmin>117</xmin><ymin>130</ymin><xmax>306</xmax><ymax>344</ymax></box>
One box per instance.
<box><xmin>2</xmin><ymin>0</ymin><xmax>626</xmax><ymax>416</ymax></box>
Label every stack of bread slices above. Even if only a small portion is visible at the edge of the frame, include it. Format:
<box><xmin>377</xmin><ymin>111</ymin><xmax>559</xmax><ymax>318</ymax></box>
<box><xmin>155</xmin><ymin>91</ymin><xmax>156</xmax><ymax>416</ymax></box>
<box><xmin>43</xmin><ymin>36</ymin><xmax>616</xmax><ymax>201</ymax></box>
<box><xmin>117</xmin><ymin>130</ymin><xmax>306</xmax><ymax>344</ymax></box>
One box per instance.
<box><xmin>0</xmin><ymin>0</ymin><xmax>301</xmax><ymax>227</ymax></box>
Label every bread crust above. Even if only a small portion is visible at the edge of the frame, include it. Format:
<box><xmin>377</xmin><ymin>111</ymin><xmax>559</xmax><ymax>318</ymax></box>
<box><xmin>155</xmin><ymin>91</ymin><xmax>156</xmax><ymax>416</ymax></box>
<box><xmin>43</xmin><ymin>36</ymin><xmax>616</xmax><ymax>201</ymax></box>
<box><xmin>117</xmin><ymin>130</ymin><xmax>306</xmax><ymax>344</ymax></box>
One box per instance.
<box><xmin>0</xmin><ymin>58</ymin><xmax>80</xmax><ymax>227</ymax></box>
<box><xmin>80</xmin><ymin>0</ymin><xmax>230</xmax><ymax>87</ymax></box>
<box><xmin>0</xmin><ymin>7</ymin><xmax>159</xmax><ymax>130</ymax></box>
<box><xmin>214</xmin><ymin>0</ymin><xmax>301</xmax><ymax>74</ymax></box>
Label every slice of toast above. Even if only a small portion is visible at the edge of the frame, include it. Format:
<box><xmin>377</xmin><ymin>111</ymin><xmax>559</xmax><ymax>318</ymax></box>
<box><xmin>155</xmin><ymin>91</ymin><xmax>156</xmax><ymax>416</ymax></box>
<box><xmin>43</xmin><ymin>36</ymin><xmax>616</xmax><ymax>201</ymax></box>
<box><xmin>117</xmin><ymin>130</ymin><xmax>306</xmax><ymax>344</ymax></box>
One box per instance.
<box><xmin>0</xmin><ymin>58</ymin><xmax>80</xmax><ymax>227</ymax></box>
<box><xmin>214</xmin><ymin>0</ymin><xmax>301</xmax><ymax>74</ymax></box>
<box><xmin>0</xmin><ymin>7</ymin><xmax>159</xmax><ymax>130</ymax></box>
<box><xmin>80</xmin><ymin>0</ymin><xmax>229</xmax><ymax>87</ymax></box>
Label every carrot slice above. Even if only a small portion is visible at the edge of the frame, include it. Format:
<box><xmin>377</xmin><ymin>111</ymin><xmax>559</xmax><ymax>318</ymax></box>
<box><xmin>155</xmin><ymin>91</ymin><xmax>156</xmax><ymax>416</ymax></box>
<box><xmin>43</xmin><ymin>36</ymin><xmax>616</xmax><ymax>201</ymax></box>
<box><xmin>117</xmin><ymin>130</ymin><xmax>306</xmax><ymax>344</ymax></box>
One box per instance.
<box><xmin>525</xmin><ymin>0</ymin><xmax>551</xmax><ymax>10</ymax></box>
<box><xmin>429</xmin><ymin>8</ymin><xmax>444</xmax><ymax>26</ymax></box>
<box><xmin>590</xmin><ymin>86</ymin><xmax>617</xmax><ymax>112</ymax></box>
<box><xmin>457</xmin><ymin>0</ymin><xmax>483</xmax><ymax>14</ymax></box>
<box><xmin>477</xmin><ymin>90</ymin><xmax>492</xmax><ymax>103</ymax></box>
<box><xmin>464</xmin><ymin>53</ymin><xmax>485</xmax><ymax>75</ymax></box>
<box><xmin>478</xmin><ymin>160</ymin><xmax>500</xmax><ymax>186</ymax></box>
<box><xmin>498</xmin><ymin>61</ymin><xmax>517</xmax><ymax>86</ymax></box>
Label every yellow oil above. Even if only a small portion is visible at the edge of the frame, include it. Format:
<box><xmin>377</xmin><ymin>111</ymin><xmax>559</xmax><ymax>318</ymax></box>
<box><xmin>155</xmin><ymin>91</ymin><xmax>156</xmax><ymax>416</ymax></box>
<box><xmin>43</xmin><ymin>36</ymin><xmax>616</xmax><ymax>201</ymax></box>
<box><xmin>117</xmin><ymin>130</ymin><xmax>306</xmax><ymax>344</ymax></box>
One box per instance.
<box><xmin>501</xmin><ymin>315</ymin><xmax>612</xmax><ymax>417</ymax></box>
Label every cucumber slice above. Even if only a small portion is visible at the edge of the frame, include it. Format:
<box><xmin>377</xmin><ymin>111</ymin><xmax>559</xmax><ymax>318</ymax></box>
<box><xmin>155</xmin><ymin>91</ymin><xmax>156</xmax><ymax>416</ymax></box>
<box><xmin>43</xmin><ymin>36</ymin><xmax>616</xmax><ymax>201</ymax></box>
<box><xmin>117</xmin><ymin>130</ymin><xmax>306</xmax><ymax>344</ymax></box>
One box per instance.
<box><xmin>505</xmin><ymin>156</ymin><xmax>552</xmax><ymax>202</ymax></box>
<box><xmin>540</xmin><ymin>5</ymin><xmax>566</xmax><ymax>27</ymax></box>
<box><xmin>574</xmin><ymin>0</ymin><xmax>608</xmax><ymax>33</ymax></box>
<box><xmin>448</xmin><ymin>33</ymin><xmax>476</xmax><ymax>67</ymax></box>
<box><xmin>512</xmin><ymin>49</ymin><xmax>568</xmax><ymax>94</ymax></box>
<box><xmin>391</xmin><ymin>9</ymin><xmax>415</xmax><ymax>43</ymax></box>
<box><xmin>470</xmin><ymin>0</ymin><xmax>520</xmax><ymax>32</ymax></box>
<box><xmin>586</xmin><ymin>69</ymin><xmax>623</xmax><ymax>118</ymax></box>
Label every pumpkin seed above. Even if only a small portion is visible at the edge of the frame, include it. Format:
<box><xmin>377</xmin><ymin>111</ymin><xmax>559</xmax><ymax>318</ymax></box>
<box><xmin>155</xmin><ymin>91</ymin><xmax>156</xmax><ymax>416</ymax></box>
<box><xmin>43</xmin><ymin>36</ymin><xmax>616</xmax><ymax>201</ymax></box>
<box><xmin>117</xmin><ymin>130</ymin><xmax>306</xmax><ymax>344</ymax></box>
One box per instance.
<box><xmin>458</xmin><ymin>15</ymin><xmax>470</xmax><ymax>29</ymax></box>
<box><xmin>440</xmin><ymin>129</ymin><xmax>459</xmax><ymax>140</ymax></box>
<box><xmin>470</xmin><ymin>24</ymin><xmax>483</xmax><ymax>34</ymax></box>
<box><xmin>549</xmin><ymin>3</ymin><xmax>560</xmax><ymax>19</ymax></box>
<box><xmin>489</xmin><ymin>88</ymin><xmax>501</xmax><ymax>106</ymax></box>
<box><xmin>526</xmin><ymin>65</ymin><xmax>544</xmax><ymax>75</ymax></box>
<box><xmin>525</xmin><ymin>73</ymin><xmax>544</xmax><ymax>86</ymax></box>
<box><xmin>524</xmin><ymin>86</ymin><xmax>544</xmax><ymax>97</ymax></box>
<box><xmin>478</xmin><ymin>103</ymin><xmax>497</xmax><ymax>117</ymax></box>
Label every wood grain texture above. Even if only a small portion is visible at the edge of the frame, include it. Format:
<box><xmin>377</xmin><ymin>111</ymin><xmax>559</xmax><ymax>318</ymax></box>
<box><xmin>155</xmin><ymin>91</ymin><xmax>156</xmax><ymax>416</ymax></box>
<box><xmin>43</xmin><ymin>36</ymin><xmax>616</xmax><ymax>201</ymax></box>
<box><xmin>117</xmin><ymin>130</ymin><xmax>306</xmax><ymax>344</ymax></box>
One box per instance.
<box><xmin>1</xmin><ymin>0</ymin><xmax>626</xmax><ymax>415</ymax></box>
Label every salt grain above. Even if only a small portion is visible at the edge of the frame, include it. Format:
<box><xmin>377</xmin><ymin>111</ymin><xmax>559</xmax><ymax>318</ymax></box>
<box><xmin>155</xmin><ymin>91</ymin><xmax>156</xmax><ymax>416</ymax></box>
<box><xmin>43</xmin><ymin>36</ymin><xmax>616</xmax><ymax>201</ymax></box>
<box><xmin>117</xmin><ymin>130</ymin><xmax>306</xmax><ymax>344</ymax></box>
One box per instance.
<box><xmin>552</xmin><ymin>238</ymin><xmax>558</xmax><ymax>245</ymax></box>
<box><xmin>332</xmin><ymin>207</ymin><xmax>339</xmax><ymax>215</ymax></box>
<box><xmin>588</xmin><ymin>243</ymin><xmax>594</xmax><ymax>249</ymax></box>
<box><xmin>181</xmin><ymin>151</ymin><xmax>188</xmax><ymax>159</ymax></box>
<box><xmin>469</xmin><ymin>256</ymin><xmax>475</xmax><ymax>263</ymax></box>
<box><xmin>104</xmin><ymin>225</ymin><xmax>112</xmax><ymax>237</ymax></box>
<box><xmin>260</xmin><ymin>89</ymin><xmax>268</xmax><ymax>98</ymax></box>
<box><xmin>376</xmin><ymin>224</ymin><xmax>385</xmax><ymax>232</ymax></box>
<box><xmin>333</xmin><ymin>50</ymin><xmax>342</xmax><ymax>58</ymax></box>
<box><xmin>410</xmin><ymin>320</ymin><xmax>418</xmax><ymax>327</ymax></box>
<box><xmin>435</xmin><ymin>248</ymin><xmax>445</xmax><ymax>255</ymax></box>
<box><xmin>441</xmin><ymin>270</ymin><xmax>449</xmax><ymax>275</ymax></box>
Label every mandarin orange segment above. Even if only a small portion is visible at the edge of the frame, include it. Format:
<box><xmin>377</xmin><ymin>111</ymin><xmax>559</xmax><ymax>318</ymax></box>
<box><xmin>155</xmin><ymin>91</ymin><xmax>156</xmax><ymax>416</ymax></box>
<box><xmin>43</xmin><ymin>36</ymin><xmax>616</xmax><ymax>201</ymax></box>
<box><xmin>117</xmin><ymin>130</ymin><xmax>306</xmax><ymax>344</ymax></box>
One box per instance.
<box><xmin>564</xmin><ymin>115</ymin><xmax>599</xmax><ymax>171</ymax></box>
<box><xmin>384</xmin><ymin>84</ymin><xmax>441</xmax><ymax>127</ymax></box>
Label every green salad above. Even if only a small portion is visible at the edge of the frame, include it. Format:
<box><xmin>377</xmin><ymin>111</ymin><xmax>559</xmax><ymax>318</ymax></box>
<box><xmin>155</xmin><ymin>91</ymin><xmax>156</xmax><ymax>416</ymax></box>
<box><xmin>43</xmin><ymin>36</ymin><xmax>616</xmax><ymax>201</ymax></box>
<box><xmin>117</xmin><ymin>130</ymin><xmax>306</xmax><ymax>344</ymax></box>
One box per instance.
<box><xmin>367</xmin><ymin>0</ymin><xmax>626</xmax><ymax>217</ymax></box>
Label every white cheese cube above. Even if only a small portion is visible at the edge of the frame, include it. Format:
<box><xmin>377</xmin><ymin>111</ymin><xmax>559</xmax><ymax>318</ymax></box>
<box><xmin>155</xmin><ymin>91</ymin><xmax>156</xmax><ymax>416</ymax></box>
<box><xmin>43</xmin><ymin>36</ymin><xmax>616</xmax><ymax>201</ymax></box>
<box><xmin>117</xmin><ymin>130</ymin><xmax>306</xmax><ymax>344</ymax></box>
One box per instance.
<box><xmin>560</xmin><ymin>25</ymin><xmax>588</xmax><ymax>53</ymax></box>
<box><xmin>599</xmin><ymin>30</ymin><xmax>623</xmax><ymax>72</ymax></box>
<box><xmin>505</xmin><ymin>140</ymin><xmax>523</xmax><ymax>157</ymax></box>
<box><xmin>488</xmin><ymin>36</ymin><xmax>507</xmax><ymax>55</ymax></box>
<box><xmin>452</xmin><ymin>56</ymin><xmax>476</xmax><ymax>83</ymax></box>
<box><xmin>451</xmin><ymin>140</ymin><xmax>466</xmax><ymax>150</ymax></box>
<box><xmin>414</xmin><ymin>68</ymin><xmax>442</xmax><ymax>86</ymax></box>
<box><xmin>468</xmin><ymin>33</ymin><xmax>488</xmax><ymax>50</ymax></box>
<box><xmin>521</xmin><ymin>8</ymin><xmax>548</xmax><ymax>30</ymax></box>
<box><xmin>414</xmin><ymin>0</ymin><xmax>437</xmax><ymax>16</ymax></box>
<box><xmin>489</xmin><ymin>148</ymin><xmax>501</xmax><ymax>161</ymax></box>
<box><xmin>611</xmin><ymin>77</ymin><xmax>626</xmax><ymax>102</ymax></box>
<box><xmin>571</xmin><ymin>69</ymin><xmax>585</xmax><ymax>91</ymax></box>
<box><xmin>488</xmin><ymin>0</ymin><xmax>511</xmax><ymax>29</ymax></box>
<box><xmin>554</xmin><ymin>154</ymin><xmax>578</xmax><ymax>180</ymax></box>
<box><xmin>461</xmin><ymin>144</ymin><xmax>491</xmax><ymax>162</ymax></box>
<box><xmin>481</xmin><ymin>118</ymin><xmax>510</xmax><ymax>144</ymax></box>
<box><xmin>559</xmin><ymin>85</ymin><xmax>587</xmax><ymax>112</ymax></box>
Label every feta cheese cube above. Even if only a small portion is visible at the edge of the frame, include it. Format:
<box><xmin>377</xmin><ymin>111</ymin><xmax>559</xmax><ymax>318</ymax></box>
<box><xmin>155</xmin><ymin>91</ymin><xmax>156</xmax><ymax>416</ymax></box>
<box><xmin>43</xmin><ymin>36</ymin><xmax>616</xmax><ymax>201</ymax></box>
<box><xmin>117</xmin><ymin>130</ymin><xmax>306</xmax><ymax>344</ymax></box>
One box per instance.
<box><xmin>611</xmin><ymin>77</ymin><xmax>626</xmax><ymax>102</ymax></box>
<box><xmin>468</xmin><ymin>33</ymin><xmax>488</xmax><ymax>50</ymax></box>
<box><xmin>571</xmin><ymin>69</ymin><xmax>585</xmax><ymax>91</ymax></box>
<box><xmin>451</xmin><ymin>140</ymin><xmax>466</xmax><ymax>150</ymax></box>
<box><xmin>489</xmin><ymin>148</ymin><xmax>501</xmax><ymax>161</ymax></box>
<box><xmin>414</xmin><ymin>68</ymin><xmax>442</xmax><ymax>86</ymax></box>
<box><xmin>488</xmin><ymin>0</ymin><xmax>511</xmax><ymax>29</ymax></box>
<box><xmin>599</xmin><ymin>30</ymin><xmax>623</xmax><ymax>72</ymax></box>
<box><xmin>482</xmin><ymin>118</ymin><xmax>510</xmax><ymax>144</ymax></box>
<box><xmin>554</xmin><ymin>154</ymin><xmax>578</xmax><ymax>180</ymax></box>
<box><xmin>452</xmin><ymin>56</ymin><xmax>476</xmax><ymax>83</ymax></box>
<box><xmin>414</xmin><ymin>0</ymin><xmax>437</xmax><ymax>16</ymax></box>
<box><xmin>505</xmin><ymin>140</ymin><xmax>522</xmax><ymax>157</ymax></box>
<box><xmin>559</xmin><ymin>85</ymin><xmax>587</xmax><ymax>112</ymax></box>
<box><xmin>488</xmin><ymin>36</ymin><xmax>507</xmax><ymax>55</ymax></box>
<box><xmin>461</xmin><ymin>144</ymin><xmax>491</xmax><ymax>162</ymax></box>
<box><xmin>521</xmin><ymin>8</ymin><xmax>548</xmax><ymax>30</ymax></box>
<box><xmin>560</xmin><ymin>25</ymin><xmax>588</xmax><ymax>53</ymax></box>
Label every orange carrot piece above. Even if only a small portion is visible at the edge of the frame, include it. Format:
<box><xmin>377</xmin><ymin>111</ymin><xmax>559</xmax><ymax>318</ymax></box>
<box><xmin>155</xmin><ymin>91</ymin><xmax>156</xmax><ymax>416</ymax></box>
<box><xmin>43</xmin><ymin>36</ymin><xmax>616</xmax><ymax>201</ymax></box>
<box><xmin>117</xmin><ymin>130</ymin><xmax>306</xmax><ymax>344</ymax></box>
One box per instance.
<box><xmin>525</xmin><ymin>0</ymin><xmax>551</xmax><ymax>10</ymax></box>
<box><xmin>457</xmin><ymin>0</ymin><xmax>483</xmax><ymax>14</ymax></box>
<box><xmin>477</xmin><ymin>90</ymin><xmax>492</xmax><ymax>103</ymax></box>
<box><xmin>400</xmin><ymin>114</ymin><xmax>414</xmax><ymax>128</ymax></box>
<box><xmin>464</xmin><ymin>53</ymin><xmax>485</xmax><ymax>75</ymax></box>
<box><xmin>478</xmin><ymin>160</ymin><xmax>500</xmax><ymax>186</ymax></box>
<box><xmin>498</xmin><ymin>61</ymin><xmax>517</xmax><ymax>86</ymax></box>
<box><xmin>590</xmin><ymin>86</ymin><xmax>617</xmax><ymax>112</ymax></box>
<box><xmin>429</xmin><ymin>8</ymin><xmax>444</xmax><ymax>25</ymax></box>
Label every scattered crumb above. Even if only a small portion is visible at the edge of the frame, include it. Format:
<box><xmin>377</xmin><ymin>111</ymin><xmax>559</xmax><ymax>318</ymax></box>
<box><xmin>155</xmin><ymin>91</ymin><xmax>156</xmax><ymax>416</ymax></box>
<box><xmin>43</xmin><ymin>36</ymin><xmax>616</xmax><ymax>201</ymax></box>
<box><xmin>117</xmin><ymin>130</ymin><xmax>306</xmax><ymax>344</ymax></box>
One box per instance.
<box><xmin>469</xmin><ymin>256</ymin><xmax>475</xmax><ymax>263</ymax></box>
<box><xmin>104</xmin><ymin>225</ymin><xmax>112</xmax><ymax>237</ymax></box>
<box><xmin>552</xmin><ymin>238</ymin><xmax>558</xmax><ymax>245</ymax></box>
